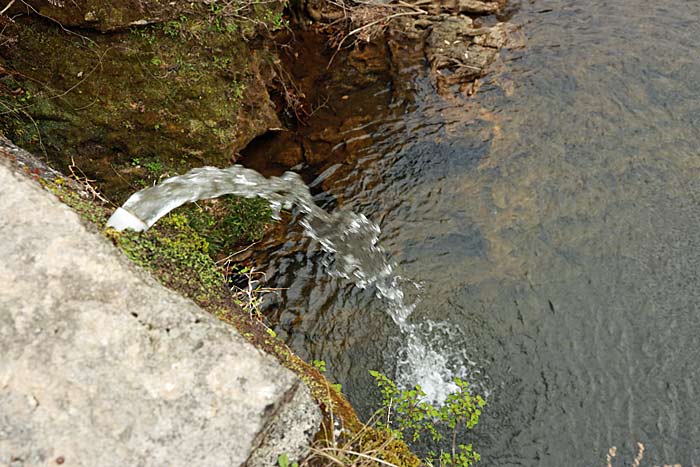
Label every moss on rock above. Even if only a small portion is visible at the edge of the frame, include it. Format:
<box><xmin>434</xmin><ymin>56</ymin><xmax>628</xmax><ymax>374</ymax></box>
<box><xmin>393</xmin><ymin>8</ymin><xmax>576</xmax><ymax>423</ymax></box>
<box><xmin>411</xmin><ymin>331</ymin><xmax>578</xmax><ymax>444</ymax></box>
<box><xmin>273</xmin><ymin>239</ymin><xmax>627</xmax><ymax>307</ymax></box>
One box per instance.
<box><xmin>180</xmin><ymin>195</ymin><xmax>273</xmax><ymax>258</ymax></box>
<box><xmin>112</xmin><ymin>214</ymin><xmax>229</xmax><ymax>305</ymax></box>
<box><xmin>44</xmin><ymin>176</ymin><xmax>354</xmax><ymax>425</ymax></box>
<box><xmin>45</xmin><ymin>177</ymin><xmax>259</xmax><ymax>307</ymax></box>
<box><xmin>0</xmin><ymin>4</ymin><xmax>282</xmax><ymax>200</ymax></box>
<box><xmin>42</xmin><ymin>174</ymin><xmax>424</xmax><ymax>466</ymax></box>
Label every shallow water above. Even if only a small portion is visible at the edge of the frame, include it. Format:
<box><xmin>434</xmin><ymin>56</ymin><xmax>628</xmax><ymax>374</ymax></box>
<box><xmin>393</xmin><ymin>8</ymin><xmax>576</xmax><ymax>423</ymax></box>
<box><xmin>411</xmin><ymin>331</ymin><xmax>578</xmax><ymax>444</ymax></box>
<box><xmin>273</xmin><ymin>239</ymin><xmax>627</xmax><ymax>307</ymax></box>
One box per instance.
<box><xmin>246</xmin><ymin>0</ymin><xmax>700</xmax><ymax>464</ymax></box>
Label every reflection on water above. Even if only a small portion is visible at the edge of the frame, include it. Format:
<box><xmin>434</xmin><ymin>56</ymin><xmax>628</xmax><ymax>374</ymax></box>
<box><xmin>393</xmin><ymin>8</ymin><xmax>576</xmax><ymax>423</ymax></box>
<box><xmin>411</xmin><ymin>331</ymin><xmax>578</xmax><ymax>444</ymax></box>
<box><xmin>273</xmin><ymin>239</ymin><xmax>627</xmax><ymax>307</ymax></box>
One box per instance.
<box><xmin>246</xmin><ymin>0</ymin><xmax>700</xmax><ymax>465</ymax></box>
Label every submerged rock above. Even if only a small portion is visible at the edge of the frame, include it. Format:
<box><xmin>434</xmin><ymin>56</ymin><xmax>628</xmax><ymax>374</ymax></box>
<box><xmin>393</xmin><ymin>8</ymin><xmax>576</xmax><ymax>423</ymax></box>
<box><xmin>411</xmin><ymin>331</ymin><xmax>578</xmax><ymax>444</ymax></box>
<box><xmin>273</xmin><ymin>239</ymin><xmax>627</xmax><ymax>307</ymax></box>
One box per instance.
<box><xmin>0</xmin><ymin>151</ymin><xmax>320</xmax><ymax>466</ymax></box>
<box><xmin>301</xmin><ymin>0</ymin><xmax>514</xmax><ymax>95</ymax></box>
<box><xmin>431</xmin><ymin>0</ymin><xmax>503</xmax><ymax>15</ymax></box>
<box><xmin>457</xmin><ymin>0</ymin><xmax>502</xmax><ymax>14</ymax></box>
<box><xmin>386</xmin><ymin>8</ymin><xmax>517</xmax><ymax>93</ymax></box>
<box><xmin>425</xmin><ymin>18</ymin><xmax>514</xmax><ymax>89</ymax></box>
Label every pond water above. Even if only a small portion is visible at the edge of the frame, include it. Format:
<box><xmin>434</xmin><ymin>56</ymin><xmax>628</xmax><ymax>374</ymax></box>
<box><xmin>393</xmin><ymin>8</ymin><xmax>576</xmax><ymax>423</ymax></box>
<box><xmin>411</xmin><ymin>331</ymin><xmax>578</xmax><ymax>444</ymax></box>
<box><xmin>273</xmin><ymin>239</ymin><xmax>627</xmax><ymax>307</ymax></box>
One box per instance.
<box><xmin>246</xmin><ymin>0</ymin><xmax>700</xmax><ymax>464</ymax></box>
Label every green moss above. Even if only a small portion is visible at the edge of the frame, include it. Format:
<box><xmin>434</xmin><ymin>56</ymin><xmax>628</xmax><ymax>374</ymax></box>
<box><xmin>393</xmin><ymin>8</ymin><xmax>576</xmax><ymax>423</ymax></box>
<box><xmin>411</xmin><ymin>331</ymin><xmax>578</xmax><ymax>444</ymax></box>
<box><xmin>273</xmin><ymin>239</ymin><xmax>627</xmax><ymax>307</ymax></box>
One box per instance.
<box><xmin>0</xmin><ymin>4</ymin><xmax>283</xmax><ymax>200</ymax></box>
<box><xmin>45</xmin><ymin>179</ymin><xmax>110</xmax><ymax>226</ymax></box>
<box><xmin>182</xmin><ymin>195</ymin><xmax>273</xmax><ymax>257</ymax></box>
<box><xmin>111</xmin><ymin>213</ymin><xmax>227</xmax><ymax>305</ymax></box>
<box><xmin>42</xmin><ymin>167</ymin><xmax>420</xmax><ymax>467</ymax></box>
<box><xmin>42</xmin><ymin>178</ymin><xmax>229</xmax><ymax>316</ymax></box>
<box><xmin>45</xmin><ymin>178</ymin><xmax>270</xmax><ymax>303</ymax></box>
<box><xmin>356</xmin><ymin>428</ymin><xmax>422</xmax><ymax>467</ymax></box>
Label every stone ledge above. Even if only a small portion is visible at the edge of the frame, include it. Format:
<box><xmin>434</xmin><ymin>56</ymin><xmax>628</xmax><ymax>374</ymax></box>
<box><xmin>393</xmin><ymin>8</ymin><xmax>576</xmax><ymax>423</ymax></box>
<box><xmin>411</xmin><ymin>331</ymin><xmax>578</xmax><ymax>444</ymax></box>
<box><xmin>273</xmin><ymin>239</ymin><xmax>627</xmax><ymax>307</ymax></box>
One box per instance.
<box><xmin>0</xmin><ymin>155</ymin><xmax>320</xmax><ymax>467</ymax></box>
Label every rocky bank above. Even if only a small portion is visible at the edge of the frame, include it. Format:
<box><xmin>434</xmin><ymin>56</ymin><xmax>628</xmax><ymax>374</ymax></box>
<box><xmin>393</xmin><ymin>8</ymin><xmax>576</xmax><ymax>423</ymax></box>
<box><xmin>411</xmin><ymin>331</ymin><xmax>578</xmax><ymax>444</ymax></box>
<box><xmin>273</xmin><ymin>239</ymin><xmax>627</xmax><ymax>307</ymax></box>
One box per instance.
<box><xmin>0</xmin><ymin>145</ymin><xmax>320</xmax><ymax>467</ymax></box>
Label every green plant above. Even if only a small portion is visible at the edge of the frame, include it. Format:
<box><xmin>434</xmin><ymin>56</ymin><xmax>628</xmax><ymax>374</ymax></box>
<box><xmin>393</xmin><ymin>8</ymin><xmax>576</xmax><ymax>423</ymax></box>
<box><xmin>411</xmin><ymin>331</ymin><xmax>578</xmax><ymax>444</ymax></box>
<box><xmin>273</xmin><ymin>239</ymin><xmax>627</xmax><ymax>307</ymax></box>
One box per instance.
<box><xmin>277</xmin><ymin>453</ymin><xmax>299</xmax><ymax>467</ymax></box>
<box><xmin>144</xmin><ymin>160</ymin><xmax>164</xmax><ymax>175</ymax></box>
<box><xmin>18</xmin><ymin>90</ymin><xmax>33</xmax><ymax>103</ymax></box>
<box><xmin>208</xmin><ymin>3</ymin><xmax>235</xmax><ymax>34</ymax></box>
<box><xmin>369</xmin><ymin>371</ymin><xmax>485</xmax><ymax>467</ymax></box>
<box><xmin>163</xmin><ymin>15</ymin><xmax>188</xmax><ymax>37</ymax></box>
<box><xmin>130</xmin><ymin>27</ymin><xmax>156</xmax><ymax>45</ymax></box>
<box><xmin>113</xmin><ymin>214</ymin><xmax>226</xmax><ymax>305</ymax></box>
<box><xmin>183</xmin><ymin>196</ymin><xmax>272</xmax><ymax>256</ymax></box>
<box><xmin>263</xmin><ymin>9</ymin><xmax>288</xmax><ymax>30</ymax></box>
<box><xmin>212</xmin><ymin>55</ymin><xmax>232</xmax><ymax>71</ymax></box>
<box><xmin>312</xmin><ymin>359</ymin><xmax>327</xmax><ymax>373</ymax></box>
<box><xmin>230</xmin><ymin>78</ymin><xmax>245</xmax><ymax>101</ymax></box>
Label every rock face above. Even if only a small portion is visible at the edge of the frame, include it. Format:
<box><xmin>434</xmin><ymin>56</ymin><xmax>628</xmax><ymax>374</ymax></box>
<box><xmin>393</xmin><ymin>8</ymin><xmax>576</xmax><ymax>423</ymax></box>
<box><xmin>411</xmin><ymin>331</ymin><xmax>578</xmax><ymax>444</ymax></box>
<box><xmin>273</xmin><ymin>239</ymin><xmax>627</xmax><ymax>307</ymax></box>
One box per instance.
<box><xmin>10</xmin><ymin>0</ymin><xmax>207</xmax><ymax>32</ymax></box>
<box><xmin>1</xmin><ymin>7</ymin><xmax>282</xmax><ymax>201</ymax></box>
<box><xmin>0</xmin><ymin>156</ymin><xmax>320</xmax><ymax>466</ymax></box>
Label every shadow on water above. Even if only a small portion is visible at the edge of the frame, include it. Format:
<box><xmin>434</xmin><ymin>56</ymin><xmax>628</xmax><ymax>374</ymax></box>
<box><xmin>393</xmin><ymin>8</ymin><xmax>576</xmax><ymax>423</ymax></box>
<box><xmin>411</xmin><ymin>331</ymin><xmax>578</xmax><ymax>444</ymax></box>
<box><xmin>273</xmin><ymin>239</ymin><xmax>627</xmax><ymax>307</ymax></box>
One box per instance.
<box><xmin>243</xmin><ymin>1</ymin><xmax>700</xmax><ymax>465</ymax></box>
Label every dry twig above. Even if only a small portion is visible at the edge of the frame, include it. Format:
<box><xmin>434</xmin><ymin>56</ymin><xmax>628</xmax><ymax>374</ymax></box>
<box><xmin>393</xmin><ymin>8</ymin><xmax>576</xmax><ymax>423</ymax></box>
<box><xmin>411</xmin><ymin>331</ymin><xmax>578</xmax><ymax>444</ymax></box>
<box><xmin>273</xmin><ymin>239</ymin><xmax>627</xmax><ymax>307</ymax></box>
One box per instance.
<box><xmin>0</xmin><ymin>0</ymin><xmax>15</xmax><ymax>16</ymax></box>
<box><xmin>328</xmin><ymin>6</ymin><xmax>427</xmax><ymax>67</ymax></box>
<box><xmin>68</xmin><ymin>156</ymin><xmax>113</xmax><ymax>205</ymax></box>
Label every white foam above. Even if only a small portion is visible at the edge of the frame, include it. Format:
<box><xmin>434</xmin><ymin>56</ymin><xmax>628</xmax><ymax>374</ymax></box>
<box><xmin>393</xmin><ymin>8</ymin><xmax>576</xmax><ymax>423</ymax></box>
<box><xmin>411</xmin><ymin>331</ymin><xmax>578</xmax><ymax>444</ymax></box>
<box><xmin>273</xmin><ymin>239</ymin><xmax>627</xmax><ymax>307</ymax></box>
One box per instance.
<box><xmin>106</xmin><ymin>207</ymin><xmax>148</xmax><ymax>232</ymax></box>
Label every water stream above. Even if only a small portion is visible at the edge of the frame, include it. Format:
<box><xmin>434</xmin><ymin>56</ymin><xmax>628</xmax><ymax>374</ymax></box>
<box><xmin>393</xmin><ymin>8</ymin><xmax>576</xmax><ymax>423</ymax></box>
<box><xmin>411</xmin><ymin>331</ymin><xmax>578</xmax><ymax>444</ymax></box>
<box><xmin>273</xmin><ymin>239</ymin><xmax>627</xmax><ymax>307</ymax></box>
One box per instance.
<box><xmin>239</xmin><ymin>0</ymin><xmax>700</xmax><ymax>465</ymax></box>
<box><xmin>107</xmin><ymin>165</ymin><xmax>465</xmax><ymax>403</ymax></box>
<box><xmin>110</xmin><ymin>0</ymin><xmax>700</xmax><ymax>463</ymax></box>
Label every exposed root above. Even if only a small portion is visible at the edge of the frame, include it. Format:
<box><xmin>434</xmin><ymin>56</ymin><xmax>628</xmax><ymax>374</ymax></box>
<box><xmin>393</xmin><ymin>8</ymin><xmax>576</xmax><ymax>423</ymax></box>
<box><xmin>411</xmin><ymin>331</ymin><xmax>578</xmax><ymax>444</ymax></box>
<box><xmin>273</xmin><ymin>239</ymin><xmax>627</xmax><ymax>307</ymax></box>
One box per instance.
<box><xmin>330</xmin><ymin>7</ymin><xmax>427</xmax><ymax>60</ymax></box>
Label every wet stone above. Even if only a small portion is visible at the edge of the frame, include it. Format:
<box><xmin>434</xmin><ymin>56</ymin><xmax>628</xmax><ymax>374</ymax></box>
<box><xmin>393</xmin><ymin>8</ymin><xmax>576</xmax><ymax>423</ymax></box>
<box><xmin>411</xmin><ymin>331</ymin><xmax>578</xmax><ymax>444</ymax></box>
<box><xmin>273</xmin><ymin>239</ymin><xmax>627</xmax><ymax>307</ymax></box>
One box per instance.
<box><xmin>422</xmin><ymin>16</ymin><xmax>514</xmax><ymax>89</ymax></box>
<box><xmin>428</xmin><ymin>0</ymin><xmax>502</xmax><ymax>15</ymax></box>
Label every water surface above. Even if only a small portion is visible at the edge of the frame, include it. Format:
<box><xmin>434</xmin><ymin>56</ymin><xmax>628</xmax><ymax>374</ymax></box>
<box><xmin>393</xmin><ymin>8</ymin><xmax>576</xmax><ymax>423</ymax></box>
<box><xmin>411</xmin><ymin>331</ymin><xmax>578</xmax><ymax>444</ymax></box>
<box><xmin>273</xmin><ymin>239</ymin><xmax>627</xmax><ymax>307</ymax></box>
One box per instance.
<box><xmin>248</xmin><ymin>1</ymin><xmax>700</xmax><ymax>464</ymax></box>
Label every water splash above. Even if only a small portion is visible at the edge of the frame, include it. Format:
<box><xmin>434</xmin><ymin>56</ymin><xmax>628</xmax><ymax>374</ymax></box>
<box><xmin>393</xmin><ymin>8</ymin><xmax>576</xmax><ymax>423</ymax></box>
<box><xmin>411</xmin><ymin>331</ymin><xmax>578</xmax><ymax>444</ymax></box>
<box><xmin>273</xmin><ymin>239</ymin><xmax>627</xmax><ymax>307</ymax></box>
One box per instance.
<box><xmin>107</xmin><ymin>165</ymin><xmax>460</xmax><ymax>403</ymax></box>
<box><xmin>395</xmin><ymin>320</ymin><xmax>487</xmax><ymax>405</ymax></box>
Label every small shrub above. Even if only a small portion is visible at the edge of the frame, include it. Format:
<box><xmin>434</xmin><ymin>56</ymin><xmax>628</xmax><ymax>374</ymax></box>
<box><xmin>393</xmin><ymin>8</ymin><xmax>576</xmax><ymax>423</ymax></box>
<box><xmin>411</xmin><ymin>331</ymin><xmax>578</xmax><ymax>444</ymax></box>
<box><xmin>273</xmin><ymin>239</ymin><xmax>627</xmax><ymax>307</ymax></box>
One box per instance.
<box><xmin>370</xmin><ymin>371</ymin><xmax>485</xmax><ymax>467</ymax></box>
